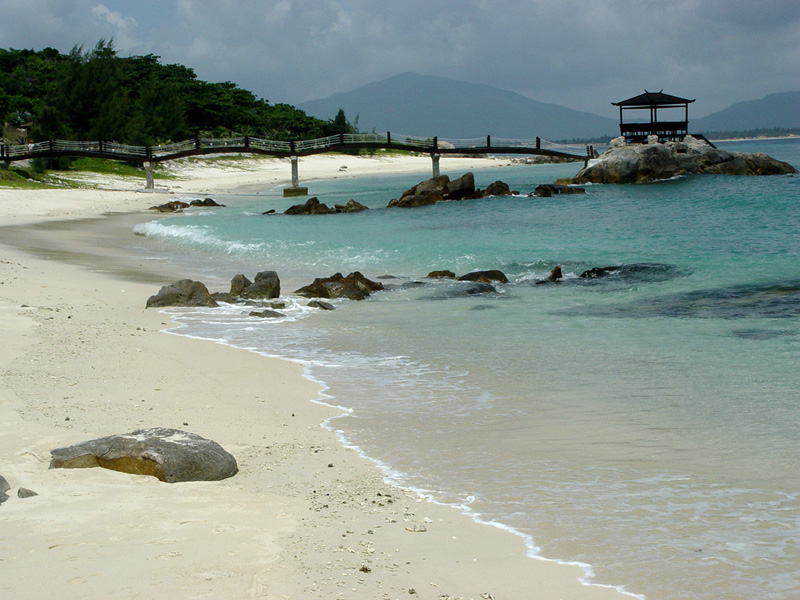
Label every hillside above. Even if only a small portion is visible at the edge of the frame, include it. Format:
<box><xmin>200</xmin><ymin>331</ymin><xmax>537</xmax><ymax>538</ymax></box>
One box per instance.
<box><xmin>694</xmin><ymin>91</ymin><xmax>800</xmax><ymax>134</ymax></box>
<box><xmin>298</xmin><ymin>72</ymin><xmax>618</xmax><ymax>141</ymax></box>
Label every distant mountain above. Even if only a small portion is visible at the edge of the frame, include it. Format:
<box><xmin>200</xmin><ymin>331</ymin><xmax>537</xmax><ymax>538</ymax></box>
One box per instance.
<box><xmin>298</xmin><ymin>72</ymin><xmax>618</xmax><ymax>141</ymax></box>
<box><xmin>694</xmin><ymin>91</ymin><xmax>800</xmax><ymax>133</ymax></box>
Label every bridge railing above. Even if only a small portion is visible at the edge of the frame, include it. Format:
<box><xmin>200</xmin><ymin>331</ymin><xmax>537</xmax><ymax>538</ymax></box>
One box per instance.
<box><xmin>2</xmin><ymin>134</ymin><xmax>588</xmax><ymax>162</ymax></box>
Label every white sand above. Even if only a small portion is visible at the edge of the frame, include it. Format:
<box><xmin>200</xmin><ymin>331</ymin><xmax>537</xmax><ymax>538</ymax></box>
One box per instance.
<box><xmin>0</xmin><ymin>154</ymin><xmax>633</xmax><ymax>599</ymax></box>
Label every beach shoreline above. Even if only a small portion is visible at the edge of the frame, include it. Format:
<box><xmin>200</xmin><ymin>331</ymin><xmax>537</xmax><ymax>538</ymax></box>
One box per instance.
<box><xmin>0</xmin><ymin>154</ymin><xmax>635</xmax><ymax>599</ymax></box>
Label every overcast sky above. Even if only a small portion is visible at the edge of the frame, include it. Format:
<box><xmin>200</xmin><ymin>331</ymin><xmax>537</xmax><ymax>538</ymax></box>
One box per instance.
<box><xmin>2</xmin><ymin>0</ymin><xmax>798</xmax><ymax>119</ymax></box>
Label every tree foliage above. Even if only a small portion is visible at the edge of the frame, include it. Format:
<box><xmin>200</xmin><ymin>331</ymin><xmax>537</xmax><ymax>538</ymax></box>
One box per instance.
<box><xmin>0</xmin><ymin>40</ymin><xmax>334</xmax><ymax>145</ymax></box>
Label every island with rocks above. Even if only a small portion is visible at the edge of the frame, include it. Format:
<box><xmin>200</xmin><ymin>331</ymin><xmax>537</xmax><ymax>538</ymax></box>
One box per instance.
<box><xmin>562</xmin><ymin>135</ymin><xmax>797</xmax><ymax>184</ymax></box>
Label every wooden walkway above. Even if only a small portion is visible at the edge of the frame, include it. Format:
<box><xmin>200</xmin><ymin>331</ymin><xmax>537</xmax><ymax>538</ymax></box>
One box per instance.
<box><xmin>1</xmin><ymin>133</ymin><xmax>590</xmax><ymax>164</ymax></box>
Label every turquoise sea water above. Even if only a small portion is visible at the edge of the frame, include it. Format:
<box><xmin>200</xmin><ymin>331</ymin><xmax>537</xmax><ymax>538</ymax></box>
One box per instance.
<box><xmin>135</xmin><ymin>139</ymin><xmax>800</xmax><ymax>599</ymax></box>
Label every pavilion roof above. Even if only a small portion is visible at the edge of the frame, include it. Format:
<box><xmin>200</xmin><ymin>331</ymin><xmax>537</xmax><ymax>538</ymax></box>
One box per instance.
<box><xmin>612</xmin><ymin>90</ymin><xmax>696</xmax><ymax>107</ymax></box>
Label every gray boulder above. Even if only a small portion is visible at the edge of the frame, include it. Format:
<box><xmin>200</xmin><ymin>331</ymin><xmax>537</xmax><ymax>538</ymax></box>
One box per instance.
<box><xmin>146</xmin><ymin>279</ymin><xmax>218</xmax><ymax>308</ymax></box>
<box><xmin>240</xmin><ymin>270</ymin><xmax>281</xmax><ymax>300</ymax></box>
<box><xmin>49</xmin><ymin>427</ymin><xmax>238</xmax><ymax>483</ymax></box>
<box><xmin>0</xmin><ymin>475</ymin><xmax>9</xmax><ymax>504</ymax></box>
<box><xmin>446</xmin><ymin>172</ymin><xmax>476</xmax><ymax>199</ymax></box>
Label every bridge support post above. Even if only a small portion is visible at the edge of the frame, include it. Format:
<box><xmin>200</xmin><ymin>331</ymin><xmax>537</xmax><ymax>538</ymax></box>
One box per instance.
<box><xmin>283</xmin><ymin>155</ymin><xmax>308</xmax><ymax>197</ymax></box>
<box><xmin>291</xmin><ymin>155</ymin><xmax>299</xmax><ymax>187</ymax></box>
<box><xmin>431</xmin><ymin>153</ymin><xmax>440</xmax><ymax>178</ymax></box>
<box><xmin>143</xmin><ymin>161</ymin><xmax>154</xmax><ymax>190</ymax></box>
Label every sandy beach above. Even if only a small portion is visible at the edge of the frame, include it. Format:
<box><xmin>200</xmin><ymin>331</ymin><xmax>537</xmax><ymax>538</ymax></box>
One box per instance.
<box><xmin>0</xmin><ymin>154</ymin><xmax>632</xmax><ymax>599</ymax></box>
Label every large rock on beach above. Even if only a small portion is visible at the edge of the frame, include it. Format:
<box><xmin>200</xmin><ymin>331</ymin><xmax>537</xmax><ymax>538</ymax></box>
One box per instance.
<box><xmin>571</xmin><ymin>135</ymin><xmax>797</xmax><ymax>184</ymax></box>
<box><xmin>296</xmin><ymin>271</ymin><xmax>384</xmax><ymax>300</ymax></box>
<box><xmin>146</xmin><ymin>279</ymin><xmax>218</xmax><ymax>308</ymax></box>
<box><xmin>49</xmin><ymin>428</ymin><xmax>238</xmax><ymax>483</ymax></box>
<box><xmin>0</xmin><ymin>475</ymin><xmax>9</xmax><ymax>504</ymax></box>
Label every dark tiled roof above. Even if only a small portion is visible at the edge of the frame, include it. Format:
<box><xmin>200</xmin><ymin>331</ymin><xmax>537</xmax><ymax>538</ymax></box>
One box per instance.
<box><xmin>613</xmin><ymin>90</ymin><xmax>695</xmax><ymax>107</ymax></box>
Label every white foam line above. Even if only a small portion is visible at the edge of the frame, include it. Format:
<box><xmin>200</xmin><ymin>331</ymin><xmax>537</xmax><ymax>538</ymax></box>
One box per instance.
<box><xmin>158</xmin><ymin>307</ymin><xmax>646</xmax><ymax>600</ymax></box>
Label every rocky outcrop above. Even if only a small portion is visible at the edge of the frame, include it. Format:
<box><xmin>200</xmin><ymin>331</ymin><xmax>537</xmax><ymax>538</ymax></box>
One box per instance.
<box><xmin>458</xmin><ymin>270</ymin><xmax>509</xmax><ymax>284</ymax></box>
<box><xmin>334</xmin><ymin>199</ymin><xmax>368</xmax><ymax>213</ymax></box>
<box><xmin>285</xmin><ymin>197</ymin><xmax>336</xmax><ymax>215</ymax></box>
<box><xmin>296</xmin><ymin>271</ymin><xmax>384</xmax><ymax>301</ymax></box>
<box><xmin>50</xmin><ymin>428</ymin><xmax>238</xmax><ymax>483</ymax></box>
<box><xmin>570</xmin><ymin>135</ymin><xmax>797</xmax><ymax>184</ymax></box>
<box><xmin>387</xmin><ymin>173</ymin><xmax>515</xmax><ymax>207</ymax></box>
<box><xmin>146</xmin><ymin>279</ymin><xmax>218</xmax><ymax>308</ymax></box>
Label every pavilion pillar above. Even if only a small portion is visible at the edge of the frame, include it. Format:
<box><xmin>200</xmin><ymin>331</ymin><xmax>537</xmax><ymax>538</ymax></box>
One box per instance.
<box><xmin>431</xmin><ymin>153</ymin><xmax>440</xmax><ymax>178</ymax></box>
<box><xmin>143</xmin><ymin>161</ymin><xmax>154</xmax><ymax>190</ymax></box>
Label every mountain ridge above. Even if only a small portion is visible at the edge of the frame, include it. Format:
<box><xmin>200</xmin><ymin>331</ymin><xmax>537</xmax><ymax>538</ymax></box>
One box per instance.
<box><xmin>299</xmin><ymin>73</ymin><xmax>799</xmax><ymax>141</ymax></box>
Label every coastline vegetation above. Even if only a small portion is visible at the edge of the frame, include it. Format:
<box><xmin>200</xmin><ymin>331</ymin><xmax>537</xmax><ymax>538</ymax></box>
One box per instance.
<box><xmin>0</xmin><ymin>40</ymin><xmax>356</xmax><ymax>148</ymax></box>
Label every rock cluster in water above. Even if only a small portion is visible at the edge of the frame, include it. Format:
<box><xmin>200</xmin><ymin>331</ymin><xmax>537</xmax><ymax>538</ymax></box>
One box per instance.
<box><xmin>284</xmin><ymin>197</ymin><xmax>368</xmax><ymax>215</ymax></box>
<box><xmin>387</xmin><ymin>173</ymin><xmax>515</xmax><ymax>207</ymax></box>
<box><xmin>566</xmin><ymin>135</ymin><xmax>797</xmax><ymax>184</ymax></box>
<box><xmin>149</xmin><ymin>197</ymin><xmax>225</xmax><ymax>212</ymax></box>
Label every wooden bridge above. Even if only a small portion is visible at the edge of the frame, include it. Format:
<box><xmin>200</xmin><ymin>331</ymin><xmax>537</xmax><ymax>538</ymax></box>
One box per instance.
<box><xmin>0</xmin><ymin>132</ymin><xmax>593</xmax><ymax>190</ymax></box>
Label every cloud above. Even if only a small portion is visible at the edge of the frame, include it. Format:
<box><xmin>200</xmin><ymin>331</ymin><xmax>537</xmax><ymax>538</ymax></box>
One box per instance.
<box><xmin>1</xmin><ymin>0</ymin><xmax>798</xmax><ymax>117</ymax></box>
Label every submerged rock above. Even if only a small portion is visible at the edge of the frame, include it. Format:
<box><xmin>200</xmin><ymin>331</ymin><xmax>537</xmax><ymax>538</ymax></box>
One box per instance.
<box><xmin>535</xmin><ymin>265</ymin><xmax>564</xmax><ymax>284</ymax></box>
<box><xmin>308</xmin><ymin>300</ymin><xmax>335</xmax><ymax>310</ymax></box>
<box><xmin>570</xmin><ymin>135</ymin><xmax>797</xmax><ymax>184</ymax></box>
<box><xmin>427</xmin><ymin>270</ymin><xmax>456</xmax><ymax>279</ymax></box>
<box><xmin>146</xmin><ymin>279</ymin><xmax>218</xmax><ymax>308</ymax></box>
<box><xmin>533</xmin><ymin>184</ymin><xmax>586</xmax><ymax>197</ymax></box>
<box><xmin>458</xmin><ymin>270</ymin><xmax>509</xmax><ymax>284</ymax></box>
<box><xmin>49</xmin><ymin>427</ymin><xmax>238</xmax><ymax>483</ymax></box>
<box><xmin>248</xmin><ymin>309</ymin><xmax>285</xmax><ymax>318</ymax></box>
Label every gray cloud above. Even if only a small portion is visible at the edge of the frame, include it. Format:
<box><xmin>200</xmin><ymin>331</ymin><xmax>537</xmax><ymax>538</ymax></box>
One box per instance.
<box><xmin>1</xmin><ymin>0</ymin><xmax>798</xmax><ymax>118</ymax></box>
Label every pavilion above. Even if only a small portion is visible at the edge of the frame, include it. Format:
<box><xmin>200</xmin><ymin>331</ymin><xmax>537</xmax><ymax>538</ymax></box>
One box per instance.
<box><xmin>613</xmin><ymin>90</ymin><xmax>695</xmax><ymax>143</ymax></box>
